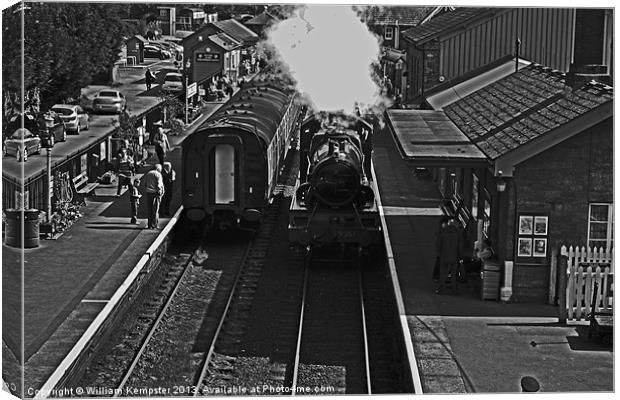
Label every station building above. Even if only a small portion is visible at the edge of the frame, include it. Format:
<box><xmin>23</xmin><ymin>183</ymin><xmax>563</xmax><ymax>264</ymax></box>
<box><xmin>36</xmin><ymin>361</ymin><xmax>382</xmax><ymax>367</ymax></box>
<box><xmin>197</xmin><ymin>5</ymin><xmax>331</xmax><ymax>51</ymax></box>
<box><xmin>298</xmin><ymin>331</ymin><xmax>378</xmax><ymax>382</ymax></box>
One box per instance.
<box><xmin>386</xmin><ymin>63</ymin><xmax>613</xmax><ymax>303</ymax></box>
<box><xmin>399</xmin><ymin>7</ymin><xmax>613</xmax><ymax>103</ymax></box>
<box><xmin>182</xmin><ymin>18</ymin><xmax>259</xmax><ymax>88</ymax></box>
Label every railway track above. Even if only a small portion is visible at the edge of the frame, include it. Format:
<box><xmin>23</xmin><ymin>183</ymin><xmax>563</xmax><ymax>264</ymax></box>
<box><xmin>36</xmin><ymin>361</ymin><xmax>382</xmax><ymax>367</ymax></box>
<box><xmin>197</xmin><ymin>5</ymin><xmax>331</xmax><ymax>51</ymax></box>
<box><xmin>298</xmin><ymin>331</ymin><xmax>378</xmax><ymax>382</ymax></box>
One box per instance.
<box><xmin>76</xmin><ymin>228</ymin><xmax>251</xmax><ymax>396</ymax></box>
<box><xmin>291</xmin><ymin>254</ymin><xmax>371</xmax><ymax>395</ymax></box>
<box><xmin>194</xmin><ymin>150</ymin><xmax>303</xmax><ymax>396</ymax></box>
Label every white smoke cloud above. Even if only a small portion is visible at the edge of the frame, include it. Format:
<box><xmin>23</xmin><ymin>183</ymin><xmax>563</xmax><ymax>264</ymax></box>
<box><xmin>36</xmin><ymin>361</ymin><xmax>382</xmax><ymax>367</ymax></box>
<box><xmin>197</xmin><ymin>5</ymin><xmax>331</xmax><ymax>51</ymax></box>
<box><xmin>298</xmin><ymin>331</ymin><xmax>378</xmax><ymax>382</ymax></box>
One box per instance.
<box><xmin>265</xmin><ymin>5</ymin><xmax>384</xmax><ymax>114</ymax></box>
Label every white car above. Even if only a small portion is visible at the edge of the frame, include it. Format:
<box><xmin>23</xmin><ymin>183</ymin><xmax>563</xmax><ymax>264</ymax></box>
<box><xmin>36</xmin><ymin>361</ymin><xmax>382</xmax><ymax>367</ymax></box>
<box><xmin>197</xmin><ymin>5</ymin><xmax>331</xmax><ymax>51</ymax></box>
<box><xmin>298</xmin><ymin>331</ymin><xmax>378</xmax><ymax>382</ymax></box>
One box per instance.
<box><xmin>92</xmin><ymin>90</ymin><xmax>127</xmax><ymax>114</ymax></box>
<box><xmin>162</xmin><ymin>72</ymin><xmax>184</xmax><ymax>92</ymax></box>
<box><xmin>51</xmin><ymin>104</ymin><xmax>89</xmax><ymax>134</ymax></box>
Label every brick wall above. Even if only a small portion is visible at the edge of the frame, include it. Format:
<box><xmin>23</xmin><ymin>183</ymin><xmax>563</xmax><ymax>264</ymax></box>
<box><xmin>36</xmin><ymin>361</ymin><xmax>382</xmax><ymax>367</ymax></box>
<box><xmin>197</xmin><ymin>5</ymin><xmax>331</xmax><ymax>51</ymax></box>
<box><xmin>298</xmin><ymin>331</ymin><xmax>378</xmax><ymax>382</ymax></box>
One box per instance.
<box><xmin>513</xmin><ymin>119</ymin><xmax>613</xmax><ymax>254</ymax></box>
<box><xmin>509</xmin><ymin>119</ymin><xmax>613</xmax><ymax>302</ymax></box>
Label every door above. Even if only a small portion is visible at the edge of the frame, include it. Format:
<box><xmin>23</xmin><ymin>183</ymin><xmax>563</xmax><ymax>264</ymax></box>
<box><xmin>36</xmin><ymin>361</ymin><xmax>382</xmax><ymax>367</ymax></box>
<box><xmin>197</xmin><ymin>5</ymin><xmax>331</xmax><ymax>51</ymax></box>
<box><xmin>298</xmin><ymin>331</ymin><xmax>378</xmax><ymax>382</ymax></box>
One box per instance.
<box><xmin>214</xmin><ymin>144</ymin><xmax>235</xmax><ymax>204</ymax></box>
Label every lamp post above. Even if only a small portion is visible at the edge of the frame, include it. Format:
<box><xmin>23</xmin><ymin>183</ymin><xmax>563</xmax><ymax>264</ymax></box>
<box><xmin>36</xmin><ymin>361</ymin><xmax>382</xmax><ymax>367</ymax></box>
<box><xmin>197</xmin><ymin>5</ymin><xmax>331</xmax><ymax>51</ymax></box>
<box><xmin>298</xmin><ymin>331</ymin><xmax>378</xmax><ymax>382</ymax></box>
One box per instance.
<box><xmin>185</xmin><ymin>59</ymin><xmax>191</xmax><ymax>125</ymax></box>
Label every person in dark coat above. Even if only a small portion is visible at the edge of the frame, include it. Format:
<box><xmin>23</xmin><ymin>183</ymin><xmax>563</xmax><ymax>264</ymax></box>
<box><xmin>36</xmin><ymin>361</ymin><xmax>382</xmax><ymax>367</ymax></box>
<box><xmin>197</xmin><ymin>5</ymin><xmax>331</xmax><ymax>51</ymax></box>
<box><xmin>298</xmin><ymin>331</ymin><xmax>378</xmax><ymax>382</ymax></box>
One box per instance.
<box><xmin>160</xmin><ymin>162</ymin><xmax>176</xmax><ymax>217</ymax></box>
<box><xmin>436</xmin><ymin>217</ymin><xmax>464</xmax><ymax>294</ymax></box>
<box><xmin>433</xmin><ymin>216</ymin><xmax>450</xmax><ymax>288</ymax></box>
<box><xmin>145</xmin><ymin>68</ymin><xmax>155</xmax><ymax>90</ymax></box>
<box><xmin>225</xmin><ymin>84</ymin><xmax>234</xmax><ymax>98</ymax></box>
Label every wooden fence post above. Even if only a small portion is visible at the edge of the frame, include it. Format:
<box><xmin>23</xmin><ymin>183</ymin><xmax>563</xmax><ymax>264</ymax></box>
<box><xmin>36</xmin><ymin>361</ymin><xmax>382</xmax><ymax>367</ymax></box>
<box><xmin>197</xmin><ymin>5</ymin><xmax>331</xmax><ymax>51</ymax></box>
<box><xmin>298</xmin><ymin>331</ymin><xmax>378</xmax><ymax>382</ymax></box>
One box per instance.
<box><xmin>549</xmin><ymin>249</ymin><xmax>557</xmax><ymax>305</ymax></box>
<box><xmin>557</xmin><ymin>254</ymin><xmax>568</xmax><ymax>324</ymax></box>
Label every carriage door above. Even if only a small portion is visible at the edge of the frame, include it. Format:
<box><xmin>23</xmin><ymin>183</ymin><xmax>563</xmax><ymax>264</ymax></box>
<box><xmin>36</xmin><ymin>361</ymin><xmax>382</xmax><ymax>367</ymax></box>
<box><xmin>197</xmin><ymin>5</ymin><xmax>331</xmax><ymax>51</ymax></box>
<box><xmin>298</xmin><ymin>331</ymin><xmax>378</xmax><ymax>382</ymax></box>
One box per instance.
<box><xmin>214</xmin><ymin>144</ymin><xmax>235</xmax><ymax>204</ymax></box>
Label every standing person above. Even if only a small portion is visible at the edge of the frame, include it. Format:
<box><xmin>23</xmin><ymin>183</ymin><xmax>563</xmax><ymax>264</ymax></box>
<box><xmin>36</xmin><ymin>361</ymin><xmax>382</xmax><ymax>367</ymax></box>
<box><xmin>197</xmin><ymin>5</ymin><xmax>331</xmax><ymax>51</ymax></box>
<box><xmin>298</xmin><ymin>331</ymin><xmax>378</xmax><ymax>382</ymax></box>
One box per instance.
<box><xmin>225</xmin><ymin>84</ymin><xmax>234</xmax><ymax>98</ymax></box>
<box><xmin>436</xmin><ymin>217</ymin><xmax>464</xmax><ymax>294</ymax></box>
<box><xmin>129</xmin><ymin>178</ymin><xmax>142</xmax><ymax>225</ymax></box>
<box><xmin>144</xmin><ymin>164</ymin><xmax>165</xmax><ymax>229</ymax></box>
<box><xmin>160</xmin><ymin>162</ymin><xmax>176</xmax><ymax>217</ymax></box>
<box><xmin>152</xmin><ymin>121</ymin><xmax>170</xmax><ymax>166</ymax></box>
<box><xmin>116</xmin><ymin>148</ymin><xmax>135</xmax><ymax>197</ymax></box>
<box><xmin>145</xmin><ymin>68</ymin><xmax>155</xmax><ymax>90</ymax></box>
<box><xmin>433</xmin><ymin>216</ymin><xmax>449</xmax><ymax>291</ymax></box>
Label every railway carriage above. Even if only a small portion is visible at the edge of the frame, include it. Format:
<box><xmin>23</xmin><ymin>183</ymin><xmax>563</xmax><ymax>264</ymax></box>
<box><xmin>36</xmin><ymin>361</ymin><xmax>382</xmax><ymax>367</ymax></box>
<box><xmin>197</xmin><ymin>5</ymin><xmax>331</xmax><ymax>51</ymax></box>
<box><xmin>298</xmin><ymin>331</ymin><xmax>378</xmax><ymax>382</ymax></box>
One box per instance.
<box><xmin>182</xmin><ymin>77</ymin><xmax>301</xmax><ymax>230</ymax></box>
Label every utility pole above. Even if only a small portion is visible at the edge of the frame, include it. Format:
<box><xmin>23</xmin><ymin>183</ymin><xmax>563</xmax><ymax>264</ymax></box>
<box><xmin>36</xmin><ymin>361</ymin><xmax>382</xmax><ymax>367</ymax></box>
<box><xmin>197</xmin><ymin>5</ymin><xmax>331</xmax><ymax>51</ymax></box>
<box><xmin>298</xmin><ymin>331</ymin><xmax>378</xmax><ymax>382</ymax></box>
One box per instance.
<box><xmin>515</xmin><ymin>38</ymin><xmax>521</xmax><ymax>73</ymax></box>
<box><xmin>46</xmin><ymin>147</ymin><xmax>52</xmax><ymax>223</ymax></box>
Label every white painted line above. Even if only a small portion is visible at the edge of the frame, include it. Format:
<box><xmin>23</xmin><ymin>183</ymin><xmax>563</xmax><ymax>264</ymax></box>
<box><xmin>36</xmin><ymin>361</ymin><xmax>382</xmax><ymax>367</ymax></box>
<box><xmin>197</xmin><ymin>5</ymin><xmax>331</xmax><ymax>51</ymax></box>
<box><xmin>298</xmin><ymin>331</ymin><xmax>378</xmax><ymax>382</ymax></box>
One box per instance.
<box><xmin>383</xmin><ymin>206</ymin><xmax>444</xmax><ymax>216</ymax></box>
<box><xmin>371</xmin><ymin>162</ymin><xmax>424</xmax><ymax>394</ymax></box>
<box><xmin>80</xmin><ymin>299</ymin><xmax>110</xmax><ymax>303</ymax></box>
<box><xmin>36</xmin><ymin>206</ymin><xmax>184</xmax><ymax>399</ymax></box>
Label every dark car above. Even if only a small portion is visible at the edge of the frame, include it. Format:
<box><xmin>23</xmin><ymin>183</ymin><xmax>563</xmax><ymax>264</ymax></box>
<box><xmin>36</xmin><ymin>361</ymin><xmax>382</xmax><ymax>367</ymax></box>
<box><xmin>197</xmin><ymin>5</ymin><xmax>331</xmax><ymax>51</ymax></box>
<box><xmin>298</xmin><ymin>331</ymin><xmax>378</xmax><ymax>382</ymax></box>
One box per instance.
<box><xmin>4</xmin><ymin>128</ymin><xmax>42</xmax><ymax>161</ymax></box>
<box><xmin>144</xmin><ymin>44</ymin><xmax>171</xmax><ymax>60</ymax></box>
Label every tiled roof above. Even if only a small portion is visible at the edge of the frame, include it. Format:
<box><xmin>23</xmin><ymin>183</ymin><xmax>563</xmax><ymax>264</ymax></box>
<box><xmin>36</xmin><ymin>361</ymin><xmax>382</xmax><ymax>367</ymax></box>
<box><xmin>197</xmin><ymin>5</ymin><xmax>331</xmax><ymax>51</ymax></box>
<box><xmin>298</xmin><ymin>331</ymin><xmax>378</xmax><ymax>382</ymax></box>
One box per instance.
<box><xmin>213</xmin><ymin>19</ymin><xmax>259</xmax><ymax>45</ymax></box>
<box><xmin>245</xmin><ymin>11</ymin><xmax>276</xmax><ymax>26</ymax></box>
<box><xmin>208</xmin><ymin>32</ymin><xmax>242</xmax><ymax>51</ymax></box>
<box><xmin>363</xmin><ymin>6</ymin><xmax>435</xmax><ymax>26</ymax></box>
<box><xmin>401</xmin><ymin>7</ymin><xmax>494</xmax><ymax>44</ymax></box>
<box><xmin>443</xmin><ymin>64</ymin><xmax>614</xmax><ymax>160</ymax></box>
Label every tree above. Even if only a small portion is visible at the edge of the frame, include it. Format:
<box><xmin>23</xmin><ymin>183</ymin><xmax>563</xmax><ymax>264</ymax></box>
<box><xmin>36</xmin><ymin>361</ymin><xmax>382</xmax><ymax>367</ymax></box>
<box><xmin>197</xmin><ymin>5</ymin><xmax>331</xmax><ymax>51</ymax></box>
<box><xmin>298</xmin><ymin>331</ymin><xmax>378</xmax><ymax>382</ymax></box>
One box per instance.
<box><xmin>2</xmin><ymin>3</ymin><xmax>137</xmax><ymax>114</ymax></box>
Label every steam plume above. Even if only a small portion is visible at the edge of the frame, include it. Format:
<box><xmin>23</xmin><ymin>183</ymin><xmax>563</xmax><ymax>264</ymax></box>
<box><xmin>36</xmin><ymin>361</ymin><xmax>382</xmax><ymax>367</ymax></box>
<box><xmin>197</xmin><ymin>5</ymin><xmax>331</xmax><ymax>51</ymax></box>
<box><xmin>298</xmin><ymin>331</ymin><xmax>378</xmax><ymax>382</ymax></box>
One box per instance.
<box><xmin>265</xmin><ymin>5</ymin><xmax>384</xmax><ymax>115</ymax></box>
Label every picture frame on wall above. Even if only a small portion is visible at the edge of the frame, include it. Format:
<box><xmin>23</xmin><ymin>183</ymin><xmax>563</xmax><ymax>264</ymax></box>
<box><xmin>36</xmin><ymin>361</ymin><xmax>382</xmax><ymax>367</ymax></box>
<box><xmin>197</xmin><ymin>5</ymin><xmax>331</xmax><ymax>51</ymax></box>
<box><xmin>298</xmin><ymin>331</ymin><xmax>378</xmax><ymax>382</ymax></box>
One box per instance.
<box><xmin>519</xmin><ymin>216</ymin><xmax>533</xmax><ymax>235</ymax></box>
<box><xmin>518</xmin><ymin>238</ymin><xmax>532</xmax><ymax>257</ymax></box>
<box><xmin>533</xmin><ymin>238</ymin><xmax>547</xmax><ymax>257</ymax></box>
<box><xmin>534</xmin><ymin>216</ymin><xmax>548</xmax><ymax>235</ymax></box>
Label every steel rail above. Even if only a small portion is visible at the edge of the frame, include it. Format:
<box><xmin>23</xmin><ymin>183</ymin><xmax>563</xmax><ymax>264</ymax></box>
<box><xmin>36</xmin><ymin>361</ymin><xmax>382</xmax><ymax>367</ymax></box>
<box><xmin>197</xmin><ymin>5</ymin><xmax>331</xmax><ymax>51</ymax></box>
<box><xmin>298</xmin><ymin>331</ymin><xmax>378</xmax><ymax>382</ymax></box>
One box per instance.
<box><xmin>290</xmin><ymin>260</ymin><xmax>309</xmax><ymax>396</ymax></box>
<box><xmin>193</xmin><ymin>241</ymin><xmax>254</xmax><ymax>396</ymax></box>
<box><xmin>358</xmin><ymin>265</ymin><xmax>373</xmax><ymax>395</ymax></box>
<box><xmin>114</xmin><ymin>256</ymin><xmax>192</xmax><ymax>396</ymax></box>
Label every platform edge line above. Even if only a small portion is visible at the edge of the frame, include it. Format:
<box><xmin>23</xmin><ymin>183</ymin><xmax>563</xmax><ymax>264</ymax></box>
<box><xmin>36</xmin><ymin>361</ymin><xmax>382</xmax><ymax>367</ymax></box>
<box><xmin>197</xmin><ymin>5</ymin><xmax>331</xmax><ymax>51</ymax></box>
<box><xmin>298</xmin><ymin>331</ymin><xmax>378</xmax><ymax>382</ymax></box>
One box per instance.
<box><xmin>35</xmin><ymin>206</ymin><xmax>184</xmax><ymax>398</ymax></box>
<box><xmin>371</xmin><ymin>161</ymin><xmax>424</xmax><ymax>394</ymax></box>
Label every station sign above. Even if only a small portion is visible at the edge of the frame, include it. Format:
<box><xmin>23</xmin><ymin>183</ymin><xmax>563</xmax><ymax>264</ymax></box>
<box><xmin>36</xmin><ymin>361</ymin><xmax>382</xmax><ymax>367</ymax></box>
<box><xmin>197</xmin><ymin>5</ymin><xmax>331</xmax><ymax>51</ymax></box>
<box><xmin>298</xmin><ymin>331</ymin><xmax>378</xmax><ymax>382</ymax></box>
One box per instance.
<box><xmin>196</xmin><ymin>52</ymin><xmax>221</xmax><ymax>62</ymax></box>
<box><xmin>187</xmin><ymin>82</ymin><xmax>197</xmax><ymax>98</ymax></box>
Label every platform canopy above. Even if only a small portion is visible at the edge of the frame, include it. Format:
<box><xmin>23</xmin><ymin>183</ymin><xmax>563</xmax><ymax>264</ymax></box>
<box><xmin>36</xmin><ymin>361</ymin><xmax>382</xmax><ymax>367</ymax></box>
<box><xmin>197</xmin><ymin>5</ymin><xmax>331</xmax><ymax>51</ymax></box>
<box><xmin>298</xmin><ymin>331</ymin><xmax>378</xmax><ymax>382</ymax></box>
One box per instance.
<box><xmin>385</xmin><ymin>109</ymin><xmax>488</xmax><ymax>167</ymax></box>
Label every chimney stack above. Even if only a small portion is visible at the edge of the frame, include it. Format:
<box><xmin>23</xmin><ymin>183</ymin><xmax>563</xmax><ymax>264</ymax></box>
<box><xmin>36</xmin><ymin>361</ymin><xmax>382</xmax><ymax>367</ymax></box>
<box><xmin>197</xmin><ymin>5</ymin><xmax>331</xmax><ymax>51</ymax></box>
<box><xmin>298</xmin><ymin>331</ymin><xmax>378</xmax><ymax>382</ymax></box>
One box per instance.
<box><xmin>566</xmin><ymin>63</ymin><xmax>610</xmax><ymax>90</ymax></box>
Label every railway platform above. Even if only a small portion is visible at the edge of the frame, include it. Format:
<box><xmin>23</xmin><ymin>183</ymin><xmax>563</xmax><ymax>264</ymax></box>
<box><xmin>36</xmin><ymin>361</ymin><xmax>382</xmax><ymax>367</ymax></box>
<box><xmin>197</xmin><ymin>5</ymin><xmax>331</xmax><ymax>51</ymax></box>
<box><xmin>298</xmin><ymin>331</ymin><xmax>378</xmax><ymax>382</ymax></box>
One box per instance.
<box><xmin>1</xmin><ymin>92</ymin><xmax>229</xmax><ymax>396</ymax></box>
<box><xmin>372</xmin><ymin>118</ymin><xmax>614</xmax><ymax>393</ymax></box>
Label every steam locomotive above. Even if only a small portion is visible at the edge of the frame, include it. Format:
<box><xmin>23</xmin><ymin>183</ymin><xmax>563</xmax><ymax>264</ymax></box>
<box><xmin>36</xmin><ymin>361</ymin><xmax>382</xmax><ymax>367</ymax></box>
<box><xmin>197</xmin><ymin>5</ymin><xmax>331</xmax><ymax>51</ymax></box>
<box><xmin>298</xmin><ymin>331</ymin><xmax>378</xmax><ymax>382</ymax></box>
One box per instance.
<box><xmin>288</xmin><ymin>112</ymin><xmax>381</xmax><ymax>250</ymax></box>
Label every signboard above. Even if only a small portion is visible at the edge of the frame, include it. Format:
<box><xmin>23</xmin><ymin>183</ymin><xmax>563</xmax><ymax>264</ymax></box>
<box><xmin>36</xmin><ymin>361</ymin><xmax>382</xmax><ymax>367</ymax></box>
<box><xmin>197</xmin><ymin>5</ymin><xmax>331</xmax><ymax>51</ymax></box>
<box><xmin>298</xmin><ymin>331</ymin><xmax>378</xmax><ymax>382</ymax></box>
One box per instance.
<box><xmin>196</xmin><ymin>52</ymin><xmax>221</xmax><ymax>62</ymax></box>
<box><xmin>187</xmin><ymin>82</ymin><xmax>197</xmax><ymax>98</ymax></box>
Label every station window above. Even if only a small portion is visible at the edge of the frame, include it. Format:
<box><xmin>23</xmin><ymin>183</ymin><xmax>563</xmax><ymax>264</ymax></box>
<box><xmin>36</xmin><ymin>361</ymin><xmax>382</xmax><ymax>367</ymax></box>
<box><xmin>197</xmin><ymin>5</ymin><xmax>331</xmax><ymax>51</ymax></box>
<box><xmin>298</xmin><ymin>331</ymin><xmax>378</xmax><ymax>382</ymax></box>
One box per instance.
<box><xmin>385</xmin><ymin>26</ymin><xmax>393</xmax><ymax>40</ymax></box>
<box><xmin>588</xmin><ymin>203</ymin><xmax>614</xmax><ymax>251</ymax></box>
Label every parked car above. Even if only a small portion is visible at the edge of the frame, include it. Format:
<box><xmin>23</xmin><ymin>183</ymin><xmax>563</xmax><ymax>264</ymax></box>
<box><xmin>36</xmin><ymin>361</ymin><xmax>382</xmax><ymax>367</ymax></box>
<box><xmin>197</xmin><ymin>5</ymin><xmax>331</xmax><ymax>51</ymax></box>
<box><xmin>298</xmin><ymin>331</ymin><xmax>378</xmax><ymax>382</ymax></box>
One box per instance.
<box><xmin>144</xmin><ymin>44</ymin><xmax>171</xmax><ymax>60</ymax></box>
<box><xmin>92</xmin><ymin>90</ymin><xmax>127</xmax><ymax>114</ymax></box>
<box><xmin>36</xmin><ymin>111</ymin><xmax>67</xmax><ymax>143</ymax></box>
<box><xmin>162</xmin><ymin>72</ymin><xmax>184</xmax><ymax>92</ymax></box>
<box><xmin>51</xmin><ymin>104</ymin><xmax>89</xmax><ymax>134</ymax></box>
<box><xmin>4</xmin><ymin>128</ymin><xmax>41</xmax><ymax>161</ymax></box>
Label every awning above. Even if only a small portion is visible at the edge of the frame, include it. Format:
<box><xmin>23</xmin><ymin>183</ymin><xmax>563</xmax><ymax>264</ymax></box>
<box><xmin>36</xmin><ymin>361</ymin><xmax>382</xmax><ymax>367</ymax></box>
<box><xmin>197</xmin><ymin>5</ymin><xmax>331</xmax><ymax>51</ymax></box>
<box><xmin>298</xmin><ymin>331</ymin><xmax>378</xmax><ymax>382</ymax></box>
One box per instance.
<box><xmin>426</xmin><ymin>58</ymin><xmax>531</xmax><ymax>110</ymax></box>
<box><xmin>385</xmin><ymin>109</ymin><xmax>488</xmax><ymax>167</ymax></box>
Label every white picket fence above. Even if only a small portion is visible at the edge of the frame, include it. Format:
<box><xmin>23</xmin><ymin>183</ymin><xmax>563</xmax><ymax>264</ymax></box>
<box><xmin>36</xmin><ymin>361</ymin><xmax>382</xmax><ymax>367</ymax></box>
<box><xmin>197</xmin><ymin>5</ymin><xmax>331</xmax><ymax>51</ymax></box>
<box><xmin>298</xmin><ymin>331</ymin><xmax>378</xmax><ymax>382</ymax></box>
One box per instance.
<box><xmin>561</xmin><ymin>245</ymin><xmax>614</xmax><ymax>321</ymax></box>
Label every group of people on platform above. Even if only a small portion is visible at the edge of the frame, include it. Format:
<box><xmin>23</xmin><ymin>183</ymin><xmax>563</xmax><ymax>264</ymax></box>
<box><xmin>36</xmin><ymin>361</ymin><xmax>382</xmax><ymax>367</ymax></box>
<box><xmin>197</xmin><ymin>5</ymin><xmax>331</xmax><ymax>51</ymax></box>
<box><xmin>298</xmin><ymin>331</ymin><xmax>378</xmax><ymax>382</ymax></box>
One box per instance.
<box><xmin>433</xmin><ymin>216</ymin><xmax>495</xmax><ymax>295</ymax></box>
<box><xmin>114</xmin><ymin>120</ymin><xmax>175</xmax><ymax>229</ymax></box>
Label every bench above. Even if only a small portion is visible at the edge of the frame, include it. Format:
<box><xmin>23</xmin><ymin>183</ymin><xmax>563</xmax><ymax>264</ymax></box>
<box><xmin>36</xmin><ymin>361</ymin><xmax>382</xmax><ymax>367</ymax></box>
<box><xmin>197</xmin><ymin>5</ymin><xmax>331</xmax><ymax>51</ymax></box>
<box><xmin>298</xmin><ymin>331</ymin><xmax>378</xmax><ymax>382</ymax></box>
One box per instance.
<box><xmin>72</xmin><ymin>171</ymin><xmax>98</xmax><ymax>203</ymax></box>
<box><xmin>588</xmin><ymin>281</ymin><xmax>613</xmax><ymax>341</ymax></box>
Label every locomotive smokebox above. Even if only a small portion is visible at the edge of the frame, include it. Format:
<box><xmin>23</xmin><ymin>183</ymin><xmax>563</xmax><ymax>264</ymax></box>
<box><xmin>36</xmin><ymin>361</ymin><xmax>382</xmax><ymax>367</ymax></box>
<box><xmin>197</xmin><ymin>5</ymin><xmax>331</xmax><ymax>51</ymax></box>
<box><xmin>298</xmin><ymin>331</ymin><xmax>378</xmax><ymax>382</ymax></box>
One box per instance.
<box><xmin>310</xmin><ymin>156</ymin><xmax>362</xmax><ymax>207</ymax></box>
